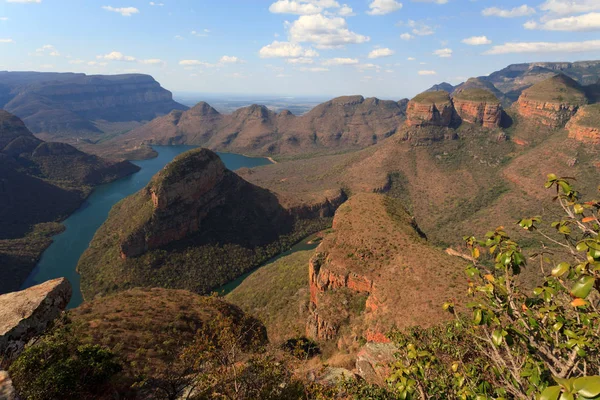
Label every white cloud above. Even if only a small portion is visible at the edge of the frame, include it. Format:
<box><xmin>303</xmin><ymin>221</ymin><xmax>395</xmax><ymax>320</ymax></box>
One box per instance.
<box><xmin>407</xmin><ymin>57</ymin><xmax>416</xmax><ymax>61</ymax></box>
<box><xmin>149</xmin><ymin>2</ymin><xmax>164</xmax><ymax>5</ymax></box>
<box><xmin>87</xmin><ymin>61</ymin><xmax>108</xmax><ymax>66</ymax></box>
<box><xmin>402</xmin><ymin>19</ymin><xmax>435</xmax><ymax>35</ymax></box>
<box><xmin>338</xmin><ymin>4</ymin><xmax>355</xmax><ymax>16</ymax></box>
<box><xmin>400</xmin><ymin>33</ymin><xmax>414</xmax><ymax>40</ymax></box>
<box><xmin>482</xmin><ymin>5</ymin><xmax>535</xmax><ymax>18</ymax></box>
<box><xmin>368</xmin><ymin>47</ymin><xmax>394</xmax><ymax>58</ymax></box>
<box><xmin>259</xmin><ymin>41</ymin><xmax>319</xmax><ymax>58</ymax></box>
<box><xmin>68</xmin><ymin>59</ymin><xmax>85</xmax><ymax>64</ymax></box>
<box><xmin>367</xmin><ymin>0</ymin><xmax>403</xmax><ymax>15</ymax></box>
<box><xmin>0</xmin><ymin>17</ymin><xmax>8</xmax><ymax>21</ymax></box>
<box><xmin>276</xmin><ymin>73</ymin><xmax>291</xmax><ymax>78</ymax></box>
<box><xmin>462</xmin><ymin>35</ymin><xmax>492</xmax><ymax>45</ymax></box>
<box><xmin>6</xmin><ymin>0</ymin><xmax>41</xmax><ymax>2</ymax></box>
<box><xmin>356</xmin><ymin>63</ymin><xmax>381</xmax><ymax>72</ymax></box>
<box><xmin>139</xmin><ymin>58</ymin><xmax>164</xmax><ymax>65</ymax></box>
<box><xmin>298</xmin><ymin>66</ymin><xmax>329</xmax><ymax>72</ymax></box>
<box><xmin>39</xmin><ymin>64</ymin><xmax>53</xmax><ymax>69</ymax></box>
<box><xmin>412</xmin><ymin>0</ymin><xmax>447</xmax><ymax>3</ymax></box>
<box><xmin>539</xmin><ymin>0</ymin><xmax>600</xmax><ymax>16</ymax></box>
<box><xmin>269</xmin><ymin>0</ymin><xmax>322</xmax><ymax>15</ymax></box>
<box><xmin>525</xmin><ymin>12</ymin><xmax>600</xmax><ymax>31</ymax></box>
<box><xmin>322</xmin><ymin>57</ymin><xmax>359</xmax><ymax>65</ymax></box>
<box><xmin>35</xmin><ymin>44</ymin><xmax>60</xmax><ymax>56</ymax></box>
<box><xmin>286</xmin><ymin>57</ymin><xmax>315</xmax><ymax>64</ymax></box>
<box><xmin>433</xmin><ymin>48</ymin><xmax>452</xmax><ymax>57</ymax></box>
<box><xmin>102</xmin><ymin>6</ymin><xmax>140</xmax><ymax>16</ymax></box>
<box><xmin>174</xmin><ymin>35</ymin><xmax>184</xmax><ymax>40</ymax></box>
<box><xmin>288</xmin><ymin>14</ymin><xmax>369</xmax><ymax>48</ymax></box>
<box><xmin>179</xmin><ymin>60</ymin><xmax>212</xmax><ymax>67</ymax></box>
<box><xmin>418</xmin><ymin>70</ymin><xmax>437</xmax><ymax>75</ymax></box>
<box><xmin>191</xmin><ymin>30</ymin><xmax>209</xmax><ymax>37</ymax></box>
<box><xmin>219</xmin><ymin>55</ymin><xmax>244</xmax><ymax>63</ymax></box>
<box><xmin>0</xmin><ymin>38</ymin><xmax>14</xmax><ymax>43</ymax></box>
<box><xmin>485</xmin><ymin>39</ymin><xmax>600</xmax><ymax>54</ymax></box>
<box><xmin>100</xmin><ymin>51</ymin><xmax>136</xmax><ymax>61</ymax></box>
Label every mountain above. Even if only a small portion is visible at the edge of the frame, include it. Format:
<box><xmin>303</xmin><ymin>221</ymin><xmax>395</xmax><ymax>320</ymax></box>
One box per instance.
<box><xmin>0</xmin><ymin>110</ymin><xmax>140</xmax><ymax>294</ymax></box>
<box><xmin>515</xmin><ymin>74</ymin><xmax>588</xmax><ymax>128</ymax></box>
<box><xmin>0</xmin><ymin>72</ymin><xmax>187</xmax><ymax>138</ymax></box>
<box><xmin>482</xmin><ymin>60</ymin><xmax>600</xmax><ymax>102</ymax></box>
<box><xmin>425</xmin><ymin>82</ymin><xmax>456</xmax><ymax>93</ymax></box>
<box><xmin>77</xmin><ymin>148</ymin><xmax>346</xmax><ymax>300</ymax></box>
<box><xmin>112</xmin><ymin>95</ymin><xmax>408</xmax><ymax>157</ymax></box>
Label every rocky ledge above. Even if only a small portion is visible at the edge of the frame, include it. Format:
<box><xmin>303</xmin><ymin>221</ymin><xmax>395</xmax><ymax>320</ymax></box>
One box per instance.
<box><xmin>515</xmin><ymin>74</ymin><xmax>588</xmax><ymax>128</ymax></box>
<box><xmin>405</xmin><ymin>91</ymin><xmax>458</xmax><ymax>128</ymax></box>
<box><xmin>566</xmin><ymin>104</ymin><xmax>600</xmax><ymax>144</ymax></box>
<box><xmin>0</xmin><ymin>278</ymin><xmax>71</xmax><ymax>365</ymax></box>
<box><xmin>452</xmin><ymin>88</ymin><xmax>503</xmax><ymax>128</ymax></box>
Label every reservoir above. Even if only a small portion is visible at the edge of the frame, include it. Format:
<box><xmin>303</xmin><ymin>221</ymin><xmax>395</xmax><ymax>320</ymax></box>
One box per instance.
<box><xmin>21</xmin><ymin>146</ymin><xmax>272</xmax><ymax>308</ymax></box>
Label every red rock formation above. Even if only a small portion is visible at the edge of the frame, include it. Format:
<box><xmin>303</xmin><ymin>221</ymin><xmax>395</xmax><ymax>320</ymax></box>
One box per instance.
<box><xmin>566</xmin><ymin>105</ymin><xmax>600</xmax><ymax>143</ymax></box>
<box><xmin>405</xmin><ymin>91</ymin><xmax>457</xmax><ymax>128</ymax></box>
<box><xmin>454</xmin><ymin>100</ymin><xmax>502</xmax><ymax>128</ymax></box>
<box><xmin>515</xmin><ymin>75</ymin><xmax>588</xmax><ymax>128</ymax></box>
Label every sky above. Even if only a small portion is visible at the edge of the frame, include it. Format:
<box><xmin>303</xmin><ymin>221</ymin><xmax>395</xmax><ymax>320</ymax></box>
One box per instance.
<box><xmin>0</xmin><ymin>0</ymin><xmax>599</xmax><ymax>99</ymax></box>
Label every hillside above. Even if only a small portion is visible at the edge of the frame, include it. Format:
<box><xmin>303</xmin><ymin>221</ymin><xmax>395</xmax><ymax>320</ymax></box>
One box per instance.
<box><xmin>77</xmin><ymin>148</ymin><xmax>345</xmax><ymax>300</ymax></box>
<box><xmin>109</xmin><ymin>95</ymin><xmax>408</xmax><ymax>158</ymax></box>
<box><xmin>0</xmin><ymin>110</ymin><xmax>140</xmax><ymax>294</ymax></box>
<box><xmin>0</xmin><ymin>72</ymin><xmax>187</xmax><ymax>139</ymax></box>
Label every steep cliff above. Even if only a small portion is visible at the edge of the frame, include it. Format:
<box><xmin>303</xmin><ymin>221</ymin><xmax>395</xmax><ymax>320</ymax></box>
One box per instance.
<box><xmin>78</xmin><ymin>148</ymin><xmax>343</xmax><ymax>300</ymax></box>
<box><xmin>515</xmin><ymin>75</ymin><xmax>588</xmax><ymax>128</ymax></box>
<box><xmin>0</xmin><ymin>72</ymin><xmax>187</xmax><ymax>136</ymax></box>
<box><xmin>452</xmin><ymin>88</ymin><xmax>503</xmax><ymax>128</ymax></box>
<box><xmin>0</xmin><ymin>278</ymin><xmax>71</xmax><ymax>365</ymax></box>
<box><xmin>405</xmin><ymin>91</ymin><xmax>458</xmax><ymax>128</ymax></box>
<box><xmin>567</xmin><ymin>104</ymin><xmax>600</xmax><ymax>143</ymax></box>
<box><xmin>115</xmin><ymin>95</ymin><xmax>407</xmax><ymax>156</ymax></box>
<box><xmin>306</xmin><ymin>194</ymin><xmax>466</xmax><ymax>343</ymax></box>
<box><xmin>0</xmin><ymin>110</ymin><xmax>139</xmax><ymax>294</ymax></box>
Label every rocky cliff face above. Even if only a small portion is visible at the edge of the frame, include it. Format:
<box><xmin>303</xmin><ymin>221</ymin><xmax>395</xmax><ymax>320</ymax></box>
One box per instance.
<box><xmin>515</xmin><ymin>75</ymin><xmax>588</xmax><ymax>128</ymax></box>
<box><xmin>452</xmin><ymin>88</ymin><xmax>503</xmax><ymax>128</ymax></box>
<box><xmin>0</xmin><ymin>278</ymin><xmax>71</xmax><ymax>365</ymax></box>
<box><xmin>0</xmin><ymin>72</ymin><xmax>187</xmax><ymax>136</ymax></box>
<box><xmin>567</xmin><ymin>104</ymin><xmax>600</xmax><ymax>143</ymax></box>
<box><xmin>117</xmin><ymin>95</ymin><xmax>407</xmax><ymax>156</ymax></box>
<box><xmin>405</xmin><ymin>91</ymin><xmax>458</xmax><ymax>128</ymax></box>
<box><xmin>78</xmin><ymin>148</ymin><xmax>340</xmax><ymax>300</ymax></box>
<box><xmin>306</xmin><ymin>194</ymin><xmax>466</xmax><ymax>344</ymax></box>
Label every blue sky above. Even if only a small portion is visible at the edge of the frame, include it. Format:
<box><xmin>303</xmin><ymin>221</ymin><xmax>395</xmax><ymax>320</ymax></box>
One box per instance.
<box><xmin>0</xmin><ymin>0</ymin><xmax>599</xmax><ymax>98</ymax></box>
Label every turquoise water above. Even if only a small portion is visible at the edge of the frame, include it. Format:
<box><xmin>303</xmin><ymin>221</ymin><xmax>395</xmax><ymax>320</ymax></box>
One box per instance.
<box><xmin>21</xmin><ymin>146</ymin><xmax>272</xmax><ymax>308</ymax></box>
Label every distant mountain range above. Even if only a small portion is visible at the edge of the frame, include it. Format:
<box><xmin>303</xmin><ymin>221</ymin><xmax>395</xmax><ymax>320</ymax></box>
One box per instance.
<box><xmin>0</xmin><ymin>72</ymin><xmax>187</xmax><ymax>138</ymax></box>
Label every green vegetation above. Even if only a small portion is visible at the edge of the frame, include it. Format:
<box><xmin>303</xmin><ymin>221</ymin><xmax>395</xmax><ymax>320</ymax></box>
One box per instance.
<box><xmin>522</xmin><ymin>75</ymin><xmax>588</xmax><ymax>105</ymax></box>
<box><xmin>226</xmin><ymin>250</ymin><xmax>314</xmax><ymax>342</ymax></box>
<box><xmin>411</xmin><ymin>91</ymin><xmax>452</xmax><ymax>104</ymax></box>
<box><xmin>453</xmin><ymin>88</ymin><xmax>499</xmax><ymax>103</ymax></box>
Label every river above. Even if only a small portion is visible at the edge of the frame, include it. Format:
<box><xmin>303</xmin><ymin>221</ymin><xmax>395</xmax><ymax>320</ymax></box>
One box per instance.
<box><xmin>21</xmin><ymin>146</ymin><xmax>272</xmax><ymax>308</ymax></box>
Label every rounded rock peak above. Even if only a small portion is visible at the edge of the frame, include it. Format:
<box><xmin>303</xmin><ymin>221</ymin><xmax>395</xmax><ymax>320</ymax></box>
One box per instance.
<box><xmin>410</xmin><ymin>90</ymin><xmax>452</xmax><ymax>104</ymax></box>
<box><xmin>329</xmin><ymin>95</ymin><xmax>365</xmax><ymax>106</ymax></box>
<box><xmin>155</xmin><ymin>148</ymin><xmax>225</xmax><ymax>186</ymax></box>
<box><xmin>189</xmin><ymin>101</ymin><xmax>220</xmax><ymax>116</ymax></box>
<box><xmin>278</xmin><ymin>109</ymin><xmax>294</xmax><ymax>117</ymax></box>
<box><xmin>453</xmin><ymin>88</ymin><xmax>499</xmax><ymax>103</ymax></box>
<box><xmin>520</xmin><ymin>74</ymin><xmax>587</xmax><ymax>105</ymax></box>
<box><xmin>0</xmin><ymin>110</ymin><xmax>30</xmax><ymax>137</ymax></box>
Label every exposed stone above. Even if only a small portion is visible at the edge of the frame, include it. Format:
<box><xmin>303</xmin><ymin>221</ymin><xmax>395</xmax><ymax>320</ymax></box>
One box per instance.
<box><xmin>0</xmin><ymin>371</ymin><xmax>19</xmax><ymax>400</ymax></box>
<box><xmin>0</xmin><ymin>278</ymin><xmax>71</xmax><ymax>365</ymax></box>
<box><xmin>315</xmin><ymin>367</ymin><xmax>357</xmax><ymax>386</ymax></box>
<box><xmin>452</xmin><ymin>88</ymin><xmax>503</xmax><ymax>128</ymax></box>
<box><xmin>406</xmin><ymin>91</ymin><xmax>457</xmax><ymax>128</ymax></box>
<box><xmin>566</xmin><ymin>104</ymin><xmax>600</xmax><ymax>144</ymax></box>
<box><xmin>356</xmin><ymin>343</ymin><xmax>398</xmax><ymax>385</ymax></box>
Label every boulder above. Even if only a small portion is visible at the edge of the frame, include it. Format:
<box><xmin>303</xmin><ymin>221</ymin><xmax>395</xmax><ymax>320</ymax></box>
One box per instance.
<box><xmin>0</xmin><ymin>278</ymin><xmax>71</xmax><ymax>365</ymax></box>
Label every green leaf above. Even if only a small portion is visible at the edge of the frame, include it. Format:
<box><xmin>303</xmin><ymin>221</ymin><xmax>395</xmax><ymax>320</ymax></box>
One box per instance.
<box><xmin>571</xmin><ymin>276</ymin><xmax>595</xmax><ymax>299</ymax></box>
<box><xmin>492</xmin><ymin>329</ymin><xmax>503</xmax><ymax>346</ymax></box>
<box><xmin>559</xmin><ymin>393</ymin><xmax>574</xmax><ymax>400</ymax></box>
<box><xmin>539</xmin><ymin>386</ymin><xmax>561</xmax><ymax>400</ymax></box>
<box><xmin>473</xmin><ymin>309</ymin><xmax>482</xmax><ymax>325</ymax></box>
<box><xmin>574</xmin><ymin>204</ymin><xmax>584</xmax><ymax>214</ymax></box>
<box><xmin>577</xmin><ymin>242</ymin><xmax>589</xmax><ymax>252</ymax></box>
<box><xmin>573</xmin><ymin>377</ymin><xmax>600</xmax><ymax>397</ymax></box>
<box><xmin>552</xmin><ymin>263</ymin><xmax>570</xmax><ymax>277</ymax></box>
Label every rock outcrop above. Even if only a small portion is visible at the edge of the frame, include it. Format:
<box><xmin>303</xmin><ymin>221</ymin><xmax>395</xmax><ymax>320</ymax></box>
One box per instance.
<box><xmin>115</xmin><ymin>95</ymin><xmax>407</xmax><ymax>156</ymax></box>
<box><xmin>0</xmin><ymin>370</ymin><xmax>19</xmax><ymax>400</ymax></box>
<box><xmin>405</xmin><ymin>91</ymin><xmax>458</xmax><ymax>128</ymax></box>
<box><xmin>78</xmin><ymin>148</ymin><xmax>340</xmax><ymax>300</ymax></box>
<box><xmin>306</xmin><ymin>194</ymin><xmax>466</xmax><ymax>344</ymax></box>
<box><xmin>452</xmin><ymin>88</ymin><xmax>503</xmax><ymax>128</ymax></box>
<box><xmin>0</xmin><ymin>71</ymin><xmax>187</xmax><ymax>136</ymax></box>
<box><xmin>567</xmin><ymin>104</ymin><xmax>600</xmax><ymax>143</ymax></box>
<box><xmin>0</xmin><ymin>278</ymin><xmax>71</xmax><ymax>364</ymax></box>
<box><xmin>515</xmin><ymin>75</ymin><xmax>588</xmax><ymax>128</ymax></box>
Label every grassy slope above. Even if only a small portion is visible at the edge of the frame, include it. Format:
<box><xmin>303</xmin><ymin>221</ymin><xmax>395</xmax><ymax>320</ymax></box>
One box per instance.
<box><xmin>411</xmin><ymin>90</ymin><xmax>452</xmax><ymax>104</ymax></box>
<box><xmin>521</xmin><ymin>75</ymin><xmax>588</xmax><ymax>104</ymax></box>
<box><xmin>226</xmin><ymin>250</ymin><xmax>314</xmax><ymax>343</ymax></box>
<box><xmin>577</xmin><ymin>104</ymin><xmax>600</xmax><ymax>127</ymax></box>
<box><xmin>453</xmin><ymin>88</ymin><xmax>499</xmax><ymax>102</ymax></box>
